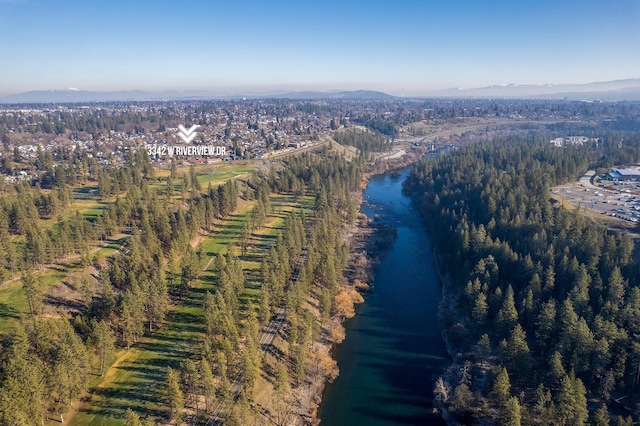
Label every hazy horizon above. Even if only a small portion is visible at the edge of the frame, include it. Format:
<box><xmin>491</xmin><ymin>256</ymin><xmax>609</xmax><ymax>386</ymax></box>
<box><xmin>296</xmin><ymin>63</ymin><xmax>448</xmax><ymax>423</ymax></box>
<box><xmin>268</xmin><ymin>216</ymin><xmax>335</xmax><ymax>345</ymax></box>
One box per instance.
<box><xmin>1</xmin><ymin>0</ymin><xmax>638</xmax><ymax>97</ymax></box>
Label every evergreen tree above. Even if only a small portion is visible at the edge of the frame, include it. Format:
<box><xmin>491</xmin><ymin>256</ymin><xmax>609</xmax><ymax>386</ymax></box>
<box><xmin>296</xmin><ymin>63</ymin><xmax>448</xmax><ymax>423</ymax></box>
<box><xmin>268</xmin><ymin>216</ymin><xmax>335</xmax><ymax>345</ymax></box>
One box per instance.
<box><xmin>502</xmin><ymin>396</ymin><xmax>522</xmax><ymax>426</ymax></box>
<box><xmin>0</xmin><ymin>323</ymin><xmax>47</xmax><ymax>425</ymax></box>
<box><xmin>492</xmin><ymin>366</ymin><xmax>511</xmax><ymax>404</ymax></box>
<box><xmin>496</xmin><ymin>285</ymin><xmax>518</xmax><ymax>339</ymax></box>
<box><xmin>91</xmin><ymin>319</ymin><xmax>115</xmax><ymax>377</ymax></box>
<box><xmin>200</xmin><ymin>358</ymin><xmax>216</xmax><ymax>412</ymax></box>
<box><xmin>124</xmin><ymin>408</ymin><xmax>144</xmax><ymax>426</ymax></box>
<box><xmin>21</xmin><ymin>268</ymin><xmax>44</xmax><ymax>317</ymax></box>
<box><xmin>592</xmin><ymin>404</ymin><xmax>610</xmax><ymax>426</ymax></box>
<box><xmin>166</xmin><ymin>367</ymin><xmax>184</xmax><ymax>423</ymax></box>
<box><xmin>557</xmin><ymin>371</ymin><xmax>588</xmax><ymax>426</ymax></box>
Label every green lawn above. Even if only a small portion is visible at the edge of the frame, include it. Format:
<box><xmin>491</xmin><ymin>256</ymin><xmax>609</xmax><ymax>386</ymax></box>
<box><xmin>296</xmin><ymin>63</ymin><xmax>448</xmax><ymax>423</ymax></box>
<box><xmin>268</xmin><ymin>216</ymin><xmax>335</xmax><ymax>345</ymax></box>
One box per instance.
<box><xmin>68</xmin><ymin>289</ymin><xmax>207</xmax><ymax>425</ymax></box>
<box><xmin>0</xmin><ymin>281</ymin><xmax>28</xmax><ymax>333</ymax></box>
<box><xmin>0</xmin><ymin>268</ymin><xmax>66</xmax><ymax>333</ymax></box>
<box><xmin>196</xmin><ymin>164</ymin><xmax>255</xmax><ymax>187</ymax></box>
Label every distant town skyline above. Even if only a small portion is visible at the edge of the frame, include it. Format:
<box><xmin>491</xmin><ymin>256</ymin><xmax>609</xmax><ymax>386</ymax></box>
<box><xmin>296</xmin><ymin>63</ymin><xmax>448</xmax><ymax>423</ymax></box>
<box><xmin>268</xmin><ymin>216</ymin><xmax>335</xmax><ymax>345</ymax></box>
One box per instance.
<box><xmin>0</xmin><ymin>0</ymin><xmax>638</xmax><ymax>97</ymax></box>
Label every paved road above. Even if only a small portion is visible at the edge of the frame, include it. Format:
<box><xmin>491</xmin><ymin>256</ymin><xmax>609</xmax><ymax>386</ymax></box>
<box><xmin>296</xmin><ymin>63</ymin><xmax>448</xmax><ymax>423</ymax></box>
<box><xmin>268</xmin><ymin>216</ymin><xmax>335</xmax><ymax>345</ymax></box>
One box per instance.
<box><xmin>260</xmin><ymin>306</ymin><xmax>286</xmax><ymax>350</ymax></box>
<box><xmin>579</xmin><ymin>170</ymin><xmax>598</xmax><ymax>190</ymax></box>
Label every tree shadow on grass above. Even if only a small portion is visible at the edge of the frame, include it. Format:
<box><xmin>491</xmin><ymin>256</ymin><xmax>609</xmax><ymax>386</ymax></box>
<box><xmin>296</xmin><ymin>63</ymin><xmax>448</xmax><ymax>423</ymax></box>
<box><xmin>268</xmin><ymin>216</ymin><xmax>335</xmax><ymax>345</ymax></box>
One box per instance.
<box><xmin>0</xmin><ymin>303</ymin><xmax>20</xmax><ymax>320</ymax></box>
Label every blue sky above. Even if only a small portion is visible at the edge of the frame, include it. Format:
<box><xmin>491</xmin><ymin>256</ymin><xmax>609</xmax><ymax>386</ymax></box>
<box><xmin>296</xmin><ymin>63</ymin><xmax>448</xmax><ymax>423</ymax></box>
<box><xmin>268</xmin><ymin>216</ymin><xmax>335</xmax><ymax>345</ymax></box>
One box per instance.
<box><xmin>0</xmin><ymin>0</ymin><xmax>638</xmax><ymax>96</ymax></box>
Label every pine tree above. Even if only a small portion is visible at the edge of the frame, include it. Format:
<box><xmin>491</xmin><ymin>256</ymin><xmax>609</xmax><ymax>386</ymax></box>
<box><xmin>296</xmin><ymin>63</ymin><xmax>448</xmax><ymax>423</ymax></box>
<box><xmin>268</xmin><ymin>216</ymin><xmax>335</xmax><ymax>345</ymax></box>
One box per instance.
<box><xmin>91</xmin><ymin>319</ymin><xmax>115</xmax><ymax>377</ymax></box>
<box><xmin>181</xmin><ymin>359</ymin><xmax>199</xmax><ymax>410</ymax></box>
<box><xmin>0</xmin><ymin>323</ymin><xmax>47</xmax><ymax>425</ymax></box>
<box><xmin>507</xmin><ymin>324</ymin><xmax>531</xmax><ymax>374</ymax></box>
<box><xmin>146</xmin><ymin>276</ymin><xmax>168</xmax><ymax>332</ymax></box>
<box><xmin>240</xmin><ymin>220</ymin><xmax>251</xmax><ymax>257</ymax></box>
<box><xmin>166</xmin><ymin>367</ymin><xmax>184</xmax><ymax>423</ymax></box>
<box><xmin>121</xmin><ymin>288</ymin><xmax>144</xmax><ymax>349</ymax></box>
<box><xmin>492</xmin><ymin>366</ymin><xmax>511</xmax><ymax>404</ymax></box>
<box><xmin>502</xmin><ymin>396</ymin><xmax>522</xmax><ymax>426</ymax></box>
<box><xmin>200</xmin><ymin>358</ymin><xmax>216</xmax><ymax>412</ymax></box>
<box><xmin>478</xmin><ymin>333</ymin><xmax>492</xmax><ymax>362</ymax></box>
<box><xmin>606</xmin><ymin>266</ymin><xmax>626</xmax><ymax>308</ymax></box>
<box><xmin>495</xmin><ymin>285</ymin><xmax>518</xmax><ymax>339</ymax></box>
<box><xmin>21</xmin><ymin>268</ymin><xmax>44</xmax><ymax>317</ymax></box>
<box><xmin>124</xmin><ymin>408</ymin><xmax>144</xmax><ymax>426</ymax></box>
<box><xmin>274</xmin><ymin>362</ymin><xmax>290</xmax><ymax>397</ymax></box>
<box><xmin>592</xmin><ymin>404</ymin><xmax>610</xmax><ymax>426</ymax></box>
<box><xmin>535</xmin><ymin>299</ymin><xmax>556</xmax><ymax>349</ymax></box>
<box><xmin>190</xmin><ymin>165</ymin><xmax>201</xmax><ymax>191</ymax></box>
<box><xmin>471</xmin><ymin>292</ymin><xmax>488</xmax><ymax>329</ymax></box>
<box><xmin>557</xmin><ymin>371</ymin><xmax>588</xmax><ymax>426</ymax></box>
<box><xmin>204</xmin><ymin>291</ymin><xmax>218</xmax><ymax>335</ymax></box>
<box><xmin>52</xmin><ymin>320</ymin><xmax>90</xmax><ymax>422</ymax></box>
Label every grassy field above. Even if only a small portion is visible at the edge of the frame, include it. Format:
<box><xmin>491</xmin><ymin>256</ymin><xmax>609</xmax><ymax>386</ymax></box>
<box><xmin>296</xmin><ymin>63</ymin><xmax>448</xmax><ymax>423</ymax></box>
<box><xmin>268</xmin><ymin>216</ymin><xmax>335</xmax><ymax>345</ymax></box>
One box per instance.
<box><xmin>0</xmin><ymin>268</ymin><xmax>66</xmax><ymax>333</ymax></box>
<box><xmin>196</xmin><ymin>164</ymin><xmax>255</xmax><ymax>187</ymax></box>
<box><xmin>66</xmin><ymin>193</ymin><xmax>314</xmax><ymax>425</ymax></box>
<box><xmin>0</xmin><ymin>235</ymin><xmax>128</xmax><ymax>333</ymax></box>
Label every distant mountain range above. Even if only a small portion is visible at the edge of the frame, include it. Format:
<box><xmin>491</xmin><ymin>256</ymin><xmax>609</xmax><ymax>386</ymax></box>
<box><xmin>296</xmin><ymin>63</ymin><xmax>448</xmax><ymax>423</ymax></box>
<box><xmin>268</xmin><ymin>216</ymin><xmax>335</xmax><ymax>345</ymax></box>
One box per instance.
<box><xmin>1</xmin><ymin>79</ymin><xmax>640</xmax><ymax>103</ymax></box>
<box><xmin>0</xmin><ymin>89</ymin><xmax>395</xmax><ymax>104</ymax></box>
<box><xmin>423</xmin><ymin>78</ymin><xmax>640</xmax><ymax>100</ymax></box>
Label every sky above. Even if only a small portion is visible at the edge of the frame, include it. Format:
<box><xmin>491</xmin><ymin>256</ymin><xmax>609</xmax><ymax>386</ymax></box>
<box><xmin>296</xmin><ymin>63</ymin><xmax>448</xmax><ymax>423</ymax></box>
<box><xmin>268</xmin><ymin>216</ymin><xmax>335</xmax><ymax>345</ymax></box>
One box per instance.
<box><xmin>0</xmin><ymin>0</ymin><xmax>638</xmax><ymax>96</ymax></box>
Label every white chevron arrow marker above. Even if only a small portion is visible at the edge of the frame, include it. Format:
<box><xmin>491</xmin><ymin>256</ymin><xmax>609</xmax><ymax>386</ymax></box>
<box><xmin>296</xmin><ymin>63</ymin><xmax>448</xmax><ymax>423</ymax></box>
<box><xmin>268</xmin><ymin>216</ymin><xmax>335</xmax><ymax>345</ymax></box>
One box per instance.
<box><xmin>177</xmin><ymin>124</ymin><xmax>200</xmax><ymax>143</ymax></box>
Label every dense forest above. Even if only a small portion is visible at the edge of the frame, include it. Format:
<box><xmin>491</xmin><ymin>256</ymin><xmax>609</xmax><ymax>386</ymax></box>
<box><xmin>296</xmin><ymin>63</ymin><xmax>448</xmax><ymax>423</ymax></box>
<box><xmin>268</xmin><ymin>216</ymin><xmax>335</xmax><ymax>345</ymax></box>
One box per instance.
<box><xmin>404</xmin><ymin>133</ymin><xmax>640</xmax><ymax>425</ymax></box>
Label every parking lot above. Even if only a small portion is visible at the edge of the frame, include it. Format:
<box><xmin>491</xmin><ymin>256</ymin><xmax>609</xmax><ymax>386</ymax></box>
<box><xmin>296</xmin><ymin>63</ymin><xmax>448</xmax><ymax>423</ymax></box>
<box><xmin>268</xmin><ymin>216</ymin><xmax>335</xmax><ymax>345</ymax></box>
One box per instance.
<box><xmin>553</xmin><ymin>170</ymin><xmax>640</xmax><ymax>226</ymax></box>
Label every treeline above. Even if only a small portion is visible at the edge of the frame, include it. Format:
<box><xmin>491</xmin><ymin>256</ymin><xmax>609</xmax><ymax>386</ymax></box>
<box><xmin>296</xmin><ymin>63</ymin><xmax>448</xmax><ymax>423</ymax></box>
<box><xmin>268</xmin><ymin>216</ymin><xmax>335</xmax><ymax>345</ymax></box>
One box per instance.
<box><xmin>272</xmin><ymin>149</ymin><xmax>363</xmax><ymax>224</ymax></box>
<box><xmin>257</xmin><ymin>151</ymin><xmax>360</xmax><ymax>422</ymax></box>
<box><xmin>332</xmin><ymin>128</ymin><xmax>393</xmax><ymax>155</ymax></box>
<box><xmin>0</xmin><ymin>108</ymin><xmax>167</xmax><ymax>135</ymax></box>
<box><xmin>0</xmin><ymin>317</ymin><xmax>100</xmax><ymax>424</ymax></box>
<box><xmin>183</xmin><ymin>210</ymin><xmax>306</xmax><ymax>424</ymax></box>
<box><xmin>405</xmin><ymin>137</ymin><xmax>640</xmax><ymax>424</ymax></box>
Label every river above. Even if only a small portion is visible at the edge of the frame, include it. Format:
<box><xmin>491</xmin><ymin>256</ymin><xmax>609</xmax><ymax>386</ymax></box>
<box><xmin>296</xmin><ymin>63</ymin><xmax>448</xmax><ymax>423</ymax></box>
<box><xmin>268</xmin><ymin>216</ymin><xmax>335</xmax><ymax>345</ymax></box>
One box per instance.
<box><xmin>319</xmin><ymin>166</ymin><xmax>449</xmax><ymax>425</ymax></box>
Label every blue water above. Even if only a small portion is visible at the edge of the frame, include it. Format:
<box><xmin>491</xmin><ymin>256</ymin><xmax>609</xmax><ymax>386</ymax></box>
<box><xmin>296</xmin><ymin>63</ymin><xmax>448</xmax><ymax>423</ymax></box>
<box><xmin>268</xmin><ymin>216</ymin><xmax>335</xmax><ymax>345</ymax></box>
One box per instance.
<box><xmin>319</xmin><ymin>167</ymin><xmax>449</xmax><ymax>426</ymax></box>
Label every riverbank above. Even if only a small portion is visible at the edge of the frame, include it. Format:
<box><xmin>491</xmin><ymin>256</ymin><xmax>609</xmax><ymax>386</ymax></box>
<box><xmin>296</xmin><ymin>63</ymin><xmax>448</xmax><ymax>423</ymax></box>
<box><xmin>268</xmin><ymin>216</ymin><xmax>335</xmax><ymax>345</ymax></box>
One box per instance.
<box><xmin>304</xmin><ymin>149</ymin><xmax>446</xmax><ymax>424</ymax></box>
<box><xmin>370</xmin><ymin>146</ymin><xmax>429</xmax><ymax>175</ymax></box>
<box><xmin>299</xmin><ymin>193</ymin><xmax>397</xmax><ymax>425</ymax></box>
<box><xmin>402</xmin><ymin>178</ymin><xmax>468</xmax><ymax>425</ymax></box>
<box><xmin>318</xmin><ymin>161</ymin><xmax>450</xmax><ymax>425</ymax></box>
<box><xmin>287</xmin><ymin>148</ymin><xmax>422</xmax><ymax>424</ymax></box>
<box><xmin>407</xmin><ymin>186</ymin><xmax>480</xmax><ymax>425</ymax></box>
